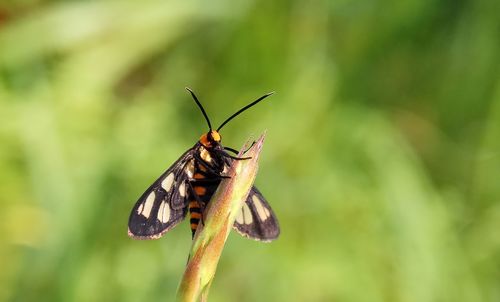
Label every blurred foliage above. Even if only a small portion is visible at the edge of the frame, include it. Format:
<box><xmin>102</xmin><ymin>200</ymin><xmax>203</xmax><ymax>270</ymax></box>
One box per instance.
<box><xmin>0</xmin><ymin>0</ymin><xmax>499</xmax><ymax>301</ymax></box>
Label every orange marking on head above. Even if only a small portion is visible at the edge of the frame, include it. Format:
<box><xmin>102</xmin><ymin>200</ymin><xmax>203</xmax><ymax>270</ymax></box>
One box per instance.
<box><xmin>194</xmin><ymin>173</ymin><xmax>205</xmax><ymax>179</ymax></box>
<box><xmin>190</xmin><ymin>212</ymin><xmax>202</xmax><ymax>219</ymax></box>
<box><xmin>199</xmin><ymin>133</ymin><xmax>210</xmax><ymax>147</ymax></box>
<box><xmin>199</xmin><ymin>130</ymin><xmax>221</xmax><ymax>147</ymax></box>
<box><xmin>194</xmin><ymin>186</ymin><xmax>206</xmax><ymax>195</ymax></box>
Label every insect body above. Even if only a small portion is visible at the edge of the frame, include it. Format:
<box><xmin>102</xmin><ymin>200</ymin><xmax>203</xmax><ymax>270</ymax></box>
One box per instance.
<box><xmin>128</xmin><ymin>88</ymin><xmax>280</xmax><ymax>242</ymax></box>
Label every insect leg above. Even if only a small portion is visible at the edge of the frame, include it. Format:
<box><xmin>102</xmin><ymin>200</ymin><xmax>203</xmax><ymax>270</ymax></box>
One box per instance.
<box><xmin>219</xmin><ymin>151</ymin><xmax>252</xmax><ymax>161</ymax></box>
<box><xmin>193</xmin><ymin>152</ymin><xmax>229</xmax><ymax>176</ymax></box>
<box><xmin>224</xmin><ymin>141</ymin><xmax>256</xmax><ymax>155</ymax></box>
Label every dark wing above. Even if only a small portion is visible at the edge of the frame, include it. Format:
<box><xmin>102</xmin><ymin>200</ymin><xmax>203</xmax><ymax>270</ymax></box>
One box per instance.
<box><xmin>128</xmin><ymin>149</ymin><xmax>195</xmax><ymax>239</ymax></box>
<box><xmin>233</xmin><ymin>187</ymin><xmax>280</xmax><ymax>242</ymax></box>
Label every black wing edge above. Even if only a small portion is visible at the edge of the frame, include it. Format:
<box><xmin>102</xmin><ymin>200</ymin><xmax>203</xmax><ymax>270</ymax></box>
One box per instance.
<box><xmin>232</xmin><ymin>187</ymin><xmax>280</xmax><ymax>242</ymax></box>
<box><xmin>127</xmin><ymin>150</ymin><xmax>194</xmax><ymax>240</ymax></box>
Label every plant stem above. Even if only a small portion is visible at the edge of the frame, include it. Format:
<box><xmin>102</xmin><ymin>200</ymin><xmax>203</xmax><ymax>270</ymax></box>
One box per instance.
<box><xmin>176</xmin><ymin>133</ymin><xmax>266</xmax><ymax>302</ymax></box>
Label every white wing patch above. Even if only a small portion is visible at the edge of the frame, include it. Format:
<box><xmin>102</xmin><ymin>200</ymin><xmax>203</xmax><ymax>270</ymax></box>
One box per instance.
<box><xmin>236</xmin><ymin>203</ymin><xmax>255</xmax><ymax>225</ymax></box>
<box><xmin>161</xmin><ymin>173</ymin><xmax>175</xmax><ymax>192</ymax></box>
<box><xmin>252</xmin><ymin>195</ymin><xmax>270</xmax><ymax>221</ymax></box>
<box><xmin>185</xmin><ymin>161</ymin><xmax>195</xmax><ymax>178</ymax></box>
<box><xmin>179</xmin><ymin>182</ymin><xmax>186</xmax><ymax>197</ymax></box>
<box><xmin>141</xmin><ymin>191</ymin><xmax>156</xmax><ymax>218</ymax></box>
<box><xmin>243</xmin><ymin>204</ymin><xmax>253</xmax><ymax>224</ymax></box>
<box><xmin>235</xmin><ymin>209</ymin><xmax>244</xmax><ymax>224</ymax></box>
<box><xmin>235</xmin><ymin>203</ymin><xmax>253</xmax><ymax>225</ymax></box>
<box><xmin>128</xmin><ymin>148</ymin><xmax>195</xmax><ymax>239</ymax></box>
<box><xmin>137</xmin><ymin>203</ymin><xmax>144</xmax><ymax>215</ymax></box>
<box><xmin>231</xmin><ymin>188</ymin><xmax>280</xmax><ymax>241</ymax></box>
<box><xmin>157</xmin><ymin>201</ymin><xmax>171</xmax><ymax>223</ymax></box>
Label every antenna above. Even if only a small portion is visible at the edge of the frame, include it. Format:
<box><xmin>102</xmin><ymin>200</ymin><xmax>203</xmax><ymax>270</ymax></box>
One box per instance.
<box><xmin>217</xmin><ymin>92</ymin><xmax>274</xmax><ymax>131</ymax></box>
<box><xmin>185</xmin><ymin>87</ymin><xmax>212</xmax><ymax>130</ymax></box>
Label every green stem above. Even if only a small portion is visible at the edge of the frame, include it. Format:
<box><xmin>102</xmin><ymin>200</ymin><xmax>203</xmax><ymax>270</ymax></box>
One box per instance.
<box><xmin>176</xmin><ymin>133</ymin><xmax>266</xmax><ymax>302</ymax></box>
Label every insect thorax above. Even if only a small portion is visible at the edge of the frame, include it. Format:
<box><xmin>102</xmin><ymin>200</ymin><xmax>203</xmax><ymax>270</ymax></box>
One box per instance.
<box><xmin>189</xmin><ymin>144</ymin><xmax>225</xmax><ymax>204</ymax></box>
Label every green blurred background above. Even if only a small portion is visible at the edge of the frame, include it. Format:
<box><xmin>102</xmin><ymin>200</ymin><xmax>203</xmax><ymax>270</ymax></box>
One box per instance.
<box><xmin>1</xmin><ymin>0</ymin><xmax>499</xmax><ymax>301</ymax></box>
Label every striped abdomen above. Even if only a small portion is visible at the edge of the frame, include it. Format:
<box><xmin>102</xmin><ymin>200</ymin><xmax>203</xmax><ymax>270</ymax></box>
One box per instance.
<box><xmin>188</xmin><ymin>157</ymin><xmax>222</xmax><ymax>237</ymax></box>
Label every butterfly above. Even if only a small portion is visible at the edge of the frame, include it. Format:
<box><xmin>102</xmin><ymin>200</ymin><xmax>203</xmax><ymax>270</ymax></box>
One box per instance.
<box><xmin>128</xmin><ymin>88</ymin><xmax>280</xmax><ymax>242</ymax></box>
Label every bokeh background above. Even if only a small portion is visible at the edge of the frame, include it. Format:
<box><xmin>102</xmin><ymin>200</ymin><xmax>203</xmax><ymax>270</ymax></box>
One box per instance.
<box><xmin>1</xmin><ymin>0</ymin><xmax>499</xmax><ymax>301</ymax></box>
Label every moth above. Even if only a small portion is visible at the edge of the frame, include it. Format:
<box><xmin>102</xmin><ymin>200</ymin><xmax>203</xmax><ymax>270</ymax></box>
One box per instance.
<box><xmin>128</xmin><ymin>88</ymin><xmax>280</xmax><ymax>242</ymax></box>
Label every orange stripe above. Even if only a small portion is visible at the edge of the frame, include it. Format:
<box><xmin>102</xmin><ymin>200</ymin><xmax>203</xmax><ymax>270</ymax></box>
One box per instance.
<box><xmin>191</xmin><ymin>212</ymin><xmax>202</xmax><ymax>219</ymax></box>
<box><xmin>199</xmin><ymin>165</ymin><xmax>207</xmax><ymax>172</ymax></box>
<box><xmin>194</xmin><ymin>186</ymin><xmax>206</xmax><ymax>195</ymax></box>
<box><xmin>194</xmin><ymin>173</ymin><xmax>205</xmax><ymax>179</ymax></box>
<box><xmin>189</xmin><ymin>201</ymin><xmax>198</xmax><ymax>209</ymax></box>
<box><xmin>190</xmin><ymin>223</ymin><xmax>198</xmax><ymax>230</ymax></box>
